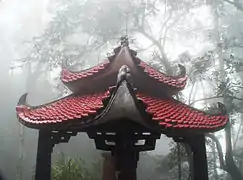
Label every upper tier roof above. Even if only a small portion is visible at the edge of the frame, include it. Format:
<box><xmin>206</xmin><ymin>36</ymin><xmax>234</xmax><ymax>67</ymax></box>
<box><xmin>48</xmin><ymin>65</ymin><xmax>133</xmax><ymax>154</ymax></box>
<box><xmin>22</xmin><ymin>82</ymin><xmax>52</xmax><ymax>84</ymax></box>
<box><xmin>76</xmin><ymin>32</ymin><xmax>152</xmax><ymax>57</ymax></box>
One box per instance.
<box><xmin>16</xmin><ymin>38</ymin><xmax>229</xmax><ymax>134</ymax></box>
<box><xmin>60</xmin><ymin>44</ymin><xmax>187</xmax><ymax>97</ymax></box>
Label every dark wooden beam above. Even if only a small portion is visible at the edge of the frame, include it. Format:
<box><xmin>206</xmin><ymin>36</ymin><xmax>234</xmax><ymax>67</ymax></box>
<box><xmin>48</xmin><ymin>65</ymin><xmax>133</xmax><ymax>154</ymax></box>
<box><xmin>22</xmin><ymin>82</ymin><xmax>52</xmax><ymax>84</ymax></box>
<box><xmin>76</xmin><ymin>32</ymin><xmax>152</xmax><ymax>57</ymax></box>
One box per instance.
<box><xmin>35</xmin><ymin>130</ymin><xmax>53</xmax><ymax>180</ymax></box>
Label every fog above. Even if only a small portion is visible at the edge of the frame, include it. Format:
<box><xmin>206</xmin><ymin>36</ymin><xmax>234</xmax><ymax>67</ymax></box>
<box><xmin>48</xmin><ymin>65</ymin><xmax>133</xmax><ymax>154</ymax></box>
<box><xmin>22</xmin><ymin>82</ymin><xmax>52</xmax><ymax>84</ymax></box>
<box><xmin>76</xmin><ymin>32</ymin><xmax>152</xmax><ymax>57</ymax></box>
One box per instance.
<box><xmin>0</xmin><ymin>0</ymin><xmax>243</xmax><ymax>180</ymax></box>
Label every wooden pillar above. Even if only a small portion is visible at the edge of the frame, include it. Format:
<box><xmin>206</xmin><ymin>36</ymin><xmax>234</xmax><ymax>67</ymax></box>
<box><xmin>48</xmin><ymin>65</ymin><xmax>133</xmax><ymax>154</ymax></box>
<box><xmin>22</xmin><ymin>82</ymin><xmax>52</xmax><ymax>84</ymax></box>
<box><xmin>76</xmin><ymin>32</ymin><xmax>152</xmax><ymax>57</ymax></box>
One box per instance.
<box><xmin>114</xmin><ymin>133</ymin><xmax>138</xmax><ymax>180</ymax></box>
<box><xmin>35</xmin><ymin>130</ymin><xmax>53</xmax><ymax>180</ymax></box>
<box><xmin>188</xmin><ymin>135</ymin><xmax>208</xmax><ymax>180</ymax></box>
<box><xmin>102</xmin><ymin>153</ymin><xmax>116</xmax><ymax>180</ymax></box>
<box><xmin>116</xmin><ymin>151</ymin><xmax>138</xmax><ymax>180</ymax></box>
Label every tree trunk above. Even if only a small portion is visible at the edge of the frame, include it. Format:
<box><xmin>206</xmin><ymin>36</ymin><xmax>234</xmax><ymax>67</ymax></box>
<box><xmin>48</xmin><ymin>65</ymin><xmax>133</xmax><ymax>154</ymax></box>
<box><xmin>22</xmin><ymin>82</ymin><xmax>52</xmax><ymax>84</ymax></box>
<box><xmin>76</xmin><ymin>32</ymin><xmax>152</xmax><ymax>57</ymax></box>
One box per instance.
<box><xmin>225</xmin><ymin>123</ymin><xmax>243</xmax><ymax>180</ymax></box>
<box><xmin>207</xmin><ymin>129</ymin><xmax>243</xmax><ymax>180</ymax></box>
<box><xmin>212</xmin><ymin>141</ymin><xmax>219</xmax><ymax>180</ymax></box>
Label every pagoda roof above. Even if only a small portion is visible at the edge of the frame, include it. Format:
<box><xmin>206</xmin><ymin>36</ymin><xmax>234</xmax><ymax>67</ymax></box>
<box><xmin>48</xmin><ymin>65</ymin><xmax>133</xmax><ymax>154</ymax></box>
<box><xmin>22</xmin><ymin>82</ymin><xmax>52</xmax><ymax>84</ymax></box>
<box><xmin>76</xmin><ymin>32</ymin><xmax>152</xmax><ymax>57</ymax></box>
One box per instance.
<box><xmin>61</xmin><ymin>59</ymin><xmax>187</xmax><ymax>90</ymax></box>
<box><xmin>16</xmin><ymin>88</ymin><xmax>228</xmax><ymax>133</ymax></box>
<box><xmin>16</xmin><ymin>40</ymin><xmax>229</xmax><ymax>134</ymax></box>
<box><xmin>16</xmin><ymin>42</ymin><xmax>229</xmax><ymax>134</ymax></box>
<box><xmin>60</xmin><ymin>45</ymin><xmax>187</xmax><ymax>97</ymax></box>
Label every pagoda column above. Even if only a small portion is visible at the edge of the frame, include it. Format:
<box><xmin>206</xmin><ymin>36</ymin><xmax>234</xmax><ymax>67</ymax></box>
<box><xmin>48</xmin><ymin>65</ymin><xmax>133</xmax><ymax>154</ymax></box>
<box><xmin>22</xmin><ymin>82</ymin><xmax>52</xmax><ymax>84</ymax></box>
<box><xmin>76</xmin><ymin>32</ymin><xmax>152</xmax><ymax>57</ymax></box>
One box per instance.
<box><xmin>114</xmin><ymin>133</ymin><xmax>139</xmax><ymax>180</ymax></box>
<box><xmin>35</xmin><ymin>130</ymin><xmax>53</xmax><ymax>180</ymax></box>
<box><xmin>102</xmin><ymin>153</ymin><xmax>116</xmax><ymax>180</ymax></box>
<box><xmin>187</xmin><ymin>135</ymin><xmax>208</xmax><ymax>180</ymax></box>
<box><xmin>114</xmin><ymin>151</ymin><xmax>138</xmax><ymax>180</ymax></box>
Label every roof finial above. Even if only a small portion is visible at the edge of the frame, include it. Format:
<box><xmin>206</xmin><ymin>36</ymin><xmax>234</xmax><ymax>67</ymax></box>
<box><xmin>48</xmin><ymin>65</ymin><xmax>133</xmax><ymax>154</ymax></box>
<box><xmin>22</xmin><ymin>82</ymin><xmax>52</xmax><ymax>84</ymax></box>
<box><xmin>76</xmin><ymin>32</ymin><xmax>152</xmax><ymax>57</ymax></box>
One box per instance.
<box><xmin>120</xmin><ymin>35</ymin><xmax>129</xmax><ymax>47</ymax></box>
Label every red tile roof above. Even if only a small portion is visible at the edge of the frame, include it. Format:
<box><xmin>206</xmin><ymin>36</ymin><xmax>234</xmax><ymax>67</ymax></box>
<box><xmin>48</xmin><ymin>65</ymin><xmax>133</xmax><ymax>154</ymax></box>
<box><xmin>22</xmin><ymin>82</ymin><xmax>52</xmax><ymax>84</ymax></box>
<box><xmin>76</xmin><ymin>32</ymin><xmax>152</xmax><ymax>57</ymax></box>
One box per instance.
<box><xmin>61</xmin><ymin>60</ymin><xmax>110</xmax><ymax>83</ymax></box>
<box><xmin>60</xmin><ymin>54</ymin><xmax>187</xmax><ymax>91</ymax></box>
<box><xmin>16</xmin><ymin>87</ymin><xmax>228</xmax><ymax>131</ymax></box>
<box><xmin>16</xmin><ymin>91</ymin><xmax>110</xmax><ymax>125</ymax></box>
<box><xmin>136</xmin><ymin>93</ymin><xmax>228</xmax><ymax>130</ymax></box>
<box><xmin>138</xmin><ymin>61</ymin><xmax>187</xmax><ymax>89</ymax></box>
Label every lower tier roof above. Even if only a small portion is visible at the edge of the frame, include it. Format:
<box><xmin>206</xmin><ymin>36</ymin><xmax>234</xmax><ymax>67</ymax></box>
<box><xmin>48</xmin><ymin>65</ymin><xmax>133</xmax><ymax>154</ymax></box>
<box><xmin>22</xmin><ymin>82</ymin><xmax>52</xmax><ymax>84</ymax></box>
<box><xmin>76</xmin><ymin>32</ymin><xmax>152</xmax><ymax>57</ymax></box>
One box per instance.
<box><xmin>16</xmin><ymin>90</ymin><xmax>110</xmax><ymax>125</ymax></box>
<box><xmin>137</xmin><ymin>94</ymin><xmax>228</xmax><ymax>131</ymax></box>
<box><xmin>16</xmin><ymin>86</ymin><xmax>228</xmax><ymax>133</ymax></box>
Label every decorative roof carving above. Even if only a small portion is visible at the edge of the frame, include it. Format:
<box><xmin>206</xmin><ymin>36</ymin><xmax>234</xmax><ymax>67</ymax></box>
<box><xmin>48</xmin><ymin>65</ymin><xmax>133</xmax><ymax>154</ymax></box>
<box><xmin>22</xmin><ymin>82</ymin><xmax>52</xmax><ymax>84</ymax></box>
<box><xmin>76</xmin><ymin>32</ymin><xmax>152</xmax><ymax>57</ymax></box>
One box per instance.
<box><xmin>120</xmin><ymin>36</ymin><xmax>129</xmax><ymax>47</ymax></box>
<box><xmin>178</xmin><ymin>64</ymin><xmax>186</xmax><ymax>77</ymax></box>
<box><xmin>117</xmin><ymin>65</ymin><xmax>132</xmax><ymax>85</ymax></box>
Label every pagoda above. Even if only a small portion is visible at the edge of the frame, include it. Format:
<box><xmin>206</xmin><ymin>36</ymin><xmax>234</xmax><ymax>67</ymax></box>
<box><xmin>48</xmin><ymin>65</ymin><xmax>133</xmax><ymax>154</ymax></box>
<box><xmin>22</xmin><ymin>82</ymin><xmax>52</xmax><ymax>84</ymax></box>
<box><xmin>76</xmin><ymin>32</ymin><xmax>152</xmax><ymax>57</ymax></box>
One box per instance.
<box><xmin>16</xmin><ymin>37</ymin><xmax>229</xmax><ymax>180</ymax></box>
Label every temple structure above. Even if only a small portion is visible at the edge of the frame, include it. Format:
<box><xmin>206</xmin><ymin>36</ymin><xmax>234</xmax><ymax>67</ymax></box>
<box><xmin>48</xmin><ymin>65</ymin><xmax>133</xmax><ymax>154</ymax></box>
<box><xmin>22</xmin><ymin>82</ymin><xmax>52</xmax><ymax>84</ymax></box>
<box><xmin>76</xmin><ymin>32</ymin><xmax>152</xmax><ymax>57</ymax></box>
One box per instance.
<box><xmin>16</xmin><ymin>37</ymin><xmax>229</xmax><ymax>180</ymax></box>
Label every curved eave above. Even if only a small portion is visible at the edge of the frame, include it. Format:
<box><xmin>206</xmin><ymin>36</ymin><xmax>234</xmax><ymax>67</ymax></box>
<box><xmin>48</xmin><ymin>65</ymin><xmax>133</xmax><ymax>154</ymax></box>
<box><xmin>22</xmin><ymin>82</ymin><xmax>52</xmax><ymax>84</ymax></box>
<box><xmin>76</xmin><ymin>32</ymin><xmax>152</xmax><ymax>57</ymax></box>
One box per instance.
<box><xmin>61</xmin><ymin>60</ymin><xmax>111</xmax><ymax>83</ymax></box>
<box><xmin>16</xmin><ymin>90</ymin><xmax>112</xmax><ymax>129</ymax></box>
<box><xmin>138</xmin><ymin>61</ymin><xmax>187</xmax><ymax>90</ymax></box>
<box><xmin>60</xmin><ymin>60</ymin><xmax>111</xmax><ymax>90</ymax></box>
<box><xmin>137</xmin><ymin>93</ymin><xmax>229</xmax><ymax>134</ymax></box>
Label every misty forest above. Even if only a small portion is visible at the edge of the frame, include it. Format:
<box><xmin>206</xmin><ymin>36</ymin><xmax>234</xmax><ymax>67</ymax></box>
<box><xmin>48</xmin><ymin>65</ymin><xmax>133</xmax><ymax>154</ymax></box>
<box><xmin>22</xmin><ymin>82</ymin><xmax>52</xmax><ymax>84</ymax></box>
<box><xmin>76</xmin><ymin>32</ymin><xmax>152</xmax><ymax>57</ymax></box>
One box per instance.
<box><xmin>1</xmin><ymin>0</ymin><xmax>243</xmax><ymax>180</ymax></box>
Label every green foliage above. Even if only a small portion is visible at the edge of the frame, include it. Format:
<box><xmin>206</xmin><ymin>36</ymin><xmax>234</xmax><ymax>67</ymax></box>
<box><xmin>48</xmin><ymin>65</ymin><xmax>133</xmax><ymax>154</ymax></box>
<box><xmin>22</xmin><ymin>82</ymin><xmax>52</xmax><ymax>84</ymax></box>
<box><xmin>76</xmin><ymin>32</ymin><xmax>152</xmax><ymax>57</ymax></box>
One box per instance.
<box><xmin>167</xmin><ymin>142</ymin><xmax>187</xmax><ymax>170</ymax></box>
<box><xmin>51</xmin><ymin>153</ymin><xmax>94</xmax><ymax>180</ymax></box>
<box><xmin>32</xmin><ymin>152</ymin><xmax>100</xmax><ymax>180</ymax></box>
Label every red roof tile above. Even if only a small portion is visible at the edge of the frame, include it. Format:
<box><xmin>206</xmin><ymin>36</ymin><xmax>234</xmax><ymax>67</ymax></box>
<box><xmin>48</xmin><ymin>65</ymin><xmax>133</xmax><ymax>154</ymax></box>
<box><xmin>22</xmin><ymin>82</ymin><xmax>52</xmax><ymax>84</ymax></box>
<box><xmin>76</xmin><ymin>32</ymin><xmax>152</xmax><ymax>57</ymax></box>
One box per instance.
<box><xmin>136</xmin><ymin>93</ymin><xmax>228</xmax><ymax>130</ymax></box>
<box><xmin>16</xmin><ymin>89</ymin><xmax>228</xmax><ymax>131</ymax></box>
<box><xmin>60</xmin><ymin>50</ymin><xmax>187</xmax><ymax>91</ymax></box>
<box><xmin>138</xmin><ymin>61</ymin><xmax>187</xmax><ymax>89</ymax></box>
<box><xmin>16</xmin><ymin>91</ymin><xmax>110</xmax><ymax>125</ymax></box>
<box><xmin>61</xmin><ymin>60</ymin><xmax>110</xmax><ymax>83</ymax></box>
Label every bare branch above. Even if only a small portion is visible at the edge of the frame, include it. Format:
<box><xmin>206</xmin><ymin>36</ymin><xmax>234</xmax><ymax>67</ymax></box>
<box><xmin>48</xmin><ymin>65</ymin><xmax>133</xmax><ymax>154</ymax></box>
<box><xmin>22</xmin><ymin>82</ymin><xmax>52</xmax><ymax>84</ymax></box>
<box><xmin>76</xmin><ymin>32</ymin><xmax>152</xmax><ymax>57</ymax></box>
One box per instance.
<box><xmin>136</xmin><ymin>43</ymin><xmax>154</xmax><ymax>53</ymax></box>
<box><xmin>159</xmin><ymin>12</ymin><xmax>172</xmax><ymax>43</ymax></box>
<box><xmin>227</xmin><ymin>44</ymin><xmax>243</xmax><ymax>48</ymax></box>
<box><xmin>133</xmin><ymin>28</ymin><xmax>172</xmax><ymax>74</ymax></box>
<box><xmin>189</xmin><ymin>95</ymin><xmax>243</xmax><ymax>106</ymax></box>
<box><xmin>200</xmin><ymin>79</ymin><xmax>209</xmax><ymax>107</ymax></box>
<box><xmin>233</xmin><ymin>116</ymin><xmax>243</xmax><ymax>149</ymax></box>
<box><xmin>223</xmin><ymin>0</ymin><xmax>243</xmax><ymax>11</ymax></box>
<box><xmin>230</xmin><ymin>85</ymin><xmax>243</xmax><ymax>89</ymax></box>
<box><xmin>188</xmin><ymin>81</ymin><xmax>196</xmax><ymax>105</ymax></box>
<box><xmin>189</xmin><ymin>96</ymin><xmax>222</xmax><ymax>106</ymax></box>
